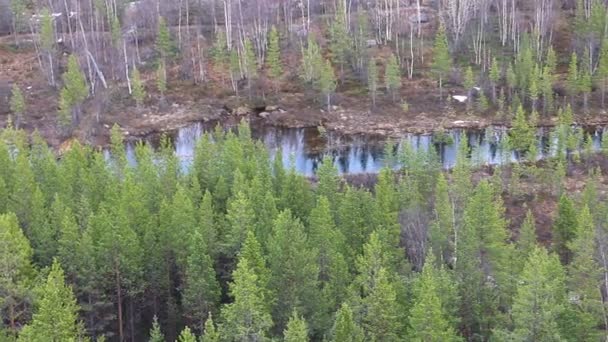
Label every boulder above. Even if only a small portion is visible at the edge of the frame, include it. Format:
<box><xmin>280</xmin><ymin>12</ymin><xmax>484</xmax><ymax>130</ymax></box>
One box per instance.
<box><xmin>265</xmin><ymin>105</ymin><xmax>279</xmax><ymax>112</ymax></box>
<box><xmin>259</xmin><ymin>111</ymin><xmax>270</xmax><ymax>119</ymax></box>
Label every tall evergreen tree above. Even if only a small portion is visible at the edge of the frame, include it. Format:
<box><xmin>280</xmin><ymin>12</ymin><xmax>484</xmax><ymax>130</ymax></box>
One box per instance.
<box><xmin>283</xmin><ymin>311</ymin><xmax>309</xmax><ymax>342</ymax></box>
<box><xmin>131</xmin><ymin>67</ymin><xmax>146</xmax><ymax>108</ymax></box>
<box><xmin>177</xmin><ymin>327</ymin><xmax>197</xmax><ymax>342</ymax></box>
<box><xmin>431</xmin><ymin>23</ymin><xmax>452</xmax><ymax>99</ymax></box>
<box><xmin>318</xmin><ymin>59</ymin><xmax>337</xmax><ymax>112</ymax></box>
<box><xmin>553</xmin><ymin>194</ymin><xmax>578</xmax><ymax>264</ymax></box>
<box><xmin>58</xmin><ymin>55</ymin><xmax>89</xmax><ymax>129</ymax></box>
<box><xmin>332</xmin><ymin>303</ymin><xmax>364</xmax><ymax>342</ymax></box>
<box><xmin>496</xmin><ymin>247</ymin><xmax>566</xmax><ymax>341</ymax></box>
<box><xmin>0</xmin><ymin>212</ymin><xmax>34</xmax><ymax>334</ymax></box>
<box><xmin>9</xmin><ymin>85</ymin><xmax>25</xmax><ymax>128</ymax></box>
<box><xmin>368</xmin><ymin>58</ymin><xmax>379</xmax><ymax>107</ymax></box>
<box><xmin>149</xmin><ymin>315</ymin><xmax>165</xmax><ymax>342</ymax></box>
<box><xmin>220</xmin><ymin>257</ymin><xmax>273</xmax><ymax>341</ymax></box>
<box><xmin>18</xmin><ymin>260</ymin><xmax>85</xmax><ymax>342</ymax></box>
<box><xmin>266</xmin><ymin>26</ymin><xmax>283</xmax><ymax>84</ymax></box>
<box><xmin>384</xmin><ymin>54</ymin><xmax>401</xmax><ymax>102</ymax></box>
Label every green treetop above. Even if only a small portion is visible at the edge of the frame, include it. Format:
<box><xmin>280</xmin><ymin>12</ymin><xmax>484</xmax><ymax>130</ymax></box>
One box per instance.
<box><xmin>149</xmin><ymin>315</ymin><xmax>165</xmax><ymax>342</ymax></box>
<box><xmin>431</xmin><ymin>23</ymin><xmax>452</xmax><ymax>99</ymax></box>
<box><xmin>332</xmin><ymin>303</ymin><xmax>364</xmax><ymax>342</ymax></box>
<box><xmin>202</xmin><ymin>314</ymin><xmax>220</xmax><ymax>342</ymax></box>
<box><xmin>18</xmin><ymin>260</ymin><xmax>85</xmax><ymax>342</ymax></box>
<box><xmin>131</xmin><ymin>67</ymin><xmax>146</xmax><ymax>108</ymax></box>
<box><xmin>59</xmin><ymin>55</ymin><xmax>89</xmax><ymax>128</ymax></box>
<box><xmin>177</xmin><ymin>326</ymin><xmax>197</xmax><ymax>342</ymax></box>
<box><xmin>0</xmin><ymin>212</ymin><xmax>34</xmax><ymax>334</ymax></box>
<box><xmin>368</xmin><ymin>58</ymin><xmax>379</xmax><ymax>107</ymax></box>
<box><xmin>266</xmin><ymin>25</ymin><xmax>283</xmax><ymax>80</ymax></box>
<box><xmin>385</xmin><ymin>53</ymin><xmax>401</xmax><ymax>102</ymax></box>
<box><xmin>156</xmin><ymin>16</ymin><xmax>172</xmax><ymax>60</ymax></box>
<box><xmin>567</xmin><ymin>52</ymin><xmax>579</xmax><ymax>100</ymax></box>
<box><xmin>283</xmin><ymin>311</ymin><xmax>309</xmax><ymax>342</ymax></box>
<box><xmin>318</xmin><ymin>59</ymin><xmax>337</xmax><ymax>112</ymax></box>
<box><xmin>9</xmin><ymin>85</ymin><xmax>25</xmax><ymax>128</ymax></box>
<box><xmin>553</xmin><ymin>194</ymin><xmax>578</xmax><ymax>264</ymax></box>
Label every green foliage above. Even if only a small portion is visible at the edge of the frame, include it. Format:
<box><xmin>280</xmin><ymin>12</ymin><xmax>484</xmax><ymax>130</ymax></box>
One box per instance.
<box><xmin>384</xmin><ymin>54</ymin><xmax>401</xmax><ymax>101</ymax></box>
<box><xmin>59</xmin><ymin>55</ymin><xmax>89</xmax><ymax>128</ymax></box>
<box><xmin>431</xmin><ymin>23</ymin><xmax>451</xmax><ymax>96</ymax></box>
<box><xmin>39</xmin><ymin>8</ymin><xmax>54</xmax><ymax>52</ymax></box>
<box><xmin>509</xmin><ymin>105</ymin><xmax>536</xmax><ymax>156</ymax></box>
<box><xmin>243</xmin><ymin>38</ymin><xmax>258</xmax><ymax>81</ymax></box>
<box><xmin>9</xmin><ymin>85</ymin><xmax>25</xmax><ymax>127</ymax></box>
<box><xmin>157</xmin><ymin>62</ymin><xmax>167</xmax><ymax>98</ymax></box>
<box><xmin>283</xmin><ymin>311</ymin><xmax>309</xmax><ymax>342</ymax></box>
<box><xmin>177</xmin><ymin>326</ymin><xmax>197</xmax><ymax>342</ymax></box>
<box><xmin>266</xmin><ymin>26</ymin><xmax>283</xmax><ymax>79</ymax></box>
<box><xmin>368</xmin><ymin>58</ymin><xmax>378</xmax><ymax>106</ymax></box>
<box><xmin>156</xmin><ymin>16</ymin><xmax>172</xmax><ymax>60</ymax></box>
<box><xmin>318</xmin><ymin>59</ymin><xmax>337</xmax><ymax>110</ymax></box>
<box><xmin>553</xmin><ymin>195</ymin><xmax>578</xmax><ymax>264</ymax></box>
<box><xmin>131</xmin><ymin>68</ymin><xmax>146</xmax><ymax>107</ymax></box>
<box><xmin>567</xmin><ymin>52</ymin><xmax>579</xmax><ymax>97</ymax></box>
<box><xmin>18</xmin><ymin>260</ymin><xmax>85</xmax><ymax>341</ymax></box>
<box><xmin>300</xmin><ymin>36</ymin><xmax>323</xmax><ymax>84</ymax></box>
<box><xmin>332</xmin><ymin>303</ymin><xmax>364</xmax><ymax>342</ymax></box>
<box><xmin>149</xmin><ymin>316</ymin><xmax>165</xmax><ymax>342</ymax></box>
<box><xmin>496</xmin><ymin>247</ymin><xmax>566</xmax><ymax>341</ymax></box>
<box><xmin>220</xmin><ymin>257</ymin><xmax>273</xmax><ymax>341</ymax></box>
<box><xmin>329</xmin><ymin>4</ymin><xmax>350</xmax><ymax>73</ymax></box>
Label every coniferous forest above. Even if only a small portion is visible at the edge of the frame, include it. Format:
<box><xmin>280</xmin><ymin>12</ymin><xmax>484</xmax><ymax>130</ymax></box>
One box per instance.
<box><xmin>0</xmin><ymin>118</ymin><xmax>607</xmax><ymax>341</ymax></box>
<box><xmin>5</xmin><ymin>0</ymin><xmax>608</xmax><ymax>341</ymax></box>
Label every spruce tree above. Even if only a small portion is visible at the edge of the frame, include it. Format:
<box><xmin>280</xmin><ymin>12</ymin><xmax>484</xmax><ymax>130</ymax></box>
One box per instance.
<box><xmin>361</xmin><ymin>267</ymin><xmax>403</xmax><ymax>341</ymax></box>
<box><xmin>463</xmin><ymin>66</ymin><xmax>475</xmax><ymax>109</ymax></box>
<box><xmin>268</xmin><ymin>210</ymin><xmax>321</xmax><ymax>333</ymax></box>
<box><xmin>0</xmin><ymin>212</ymin><xmax>34</xmax><ymax>334</ymax></box>
<box><xmin>517</xmin><ymin>210</ymin><xmax>537</xmax><ymax>261</ymax></box>
<box><xmin>243</xmin><ymin>38</ymin><xmax>258</xmax><ymax>96</ymax></box>
<box><xmin>368</xmin><ymin>58</ymin><xmax>379</xmax><ymax>106</ymax></box>
<box><xmin>567</xmin><ymin>205</ymin><xmax>603</xmax><ymax>341</ymax></box>
<box><xmin>9</xmin><ymin>85</ymin><xmax>25</xmax><ymax>128</ymax></box>
<box><xmin>202</xmin><ymin>315</ymin><xmax>220</xmax><ymax>342</ymax></box>
<box><xmin>177</xmin><ymin>327</ymin><xmax>197</xmax><ymax>342</ymax></box>
<box><xmin>509</xmin><ymin>105</ymin><xmax>535</xmax><ymax>157</ymax></box>
<box><xmin>329</xmin><ymin>3</ymin><xmax>350</xmax><ymax>78</ymax></box>
<box><xmin>182</xmin><ymin>229</ymin><xmax>220</xmax><ymax>332</ymax></box>
<box><xmin>431</xmin><ymin>23</ymin><xmax>452</xmax><ymax>100</ymax></box>
<box><xmin>149</xmin><ymin>316</ymin><xmax>165</xmax><ymax>342</ymax></box>
<box><xmin>430</xmin><ymin>173</ymin><xmax>454</xmax><ymax>263</ymax></box>
<box><xmin>157</xmin><ymin>62</ymin><xmax>167</xmax><ymax>104</ymax></box>
<box><xmin>499</xmin><ymin>247</ymin><xmax>566</xmax><ymax>341</ymax></box>
<box><xmin>283</xmin><ymin>311</ymin><xmax>309</xmax><ymax>342</ymax></box>
<box><xmin>220</xmin><ymin>257</ymin><xmax>273</xmax><ymax>341</ymax></box>
<box><xmin>131</xmin><ymin>67</ymin><xmax>146</xmax><ymax>108</ymax></box>
<box><xmin>385</xmin><ymin>53</ymin><xmax>401</xmax><ymax>102</ymax></box>
<box><xmin>597</xmin><ymin>38</ymin><xmax>608</xmax><ymax>108</ymax></box>
<box><xmin>567</xmin><ymin>52</ymin><xmax>579</xmax><ymax>105</ymax></box>
<box><xmin>300</xmin><ymin>36</ymin><xmax>323</xmax><ymax>85</ymax></box>
<box><xmin>409</xmin><ymin>253</ymin><xmax>461</xmax><ymax>341</ymax></box>
<box><xmin>18</xmin><ymin>260</ymin><xmax>85</xmax><ymax>341</ymax></box>
<box><xmin>156</xmin><ymin>16</ymin><xmax>172</xmax><ymax>60</ymax></box>
<box><xmin>318</xmin><ymin>59</ymin><xmax>337</xmax><ymax>112</ymax></box>
<box><xmin>266</xmin><ymin>25</ymin><xmax>283</xmax><ymax>83</ymax></box>
<box><xmin>59</xmin><ymin>55</ymin><xmax>89</xmax><ymax>129</ymax></box>
<box><xmin>553</xmin><ymin>194</ymin><xmax>578</xmax><ymax>264</ymax></box>
<box><xmin>489</xmin><ymin>57</ymin><xmax>500</xmax><ymax>101</ymax></box>
<box><xmin>332</xmin><ymin>303</ymin><xmax>364</xmax><ymax>342</ymax></box>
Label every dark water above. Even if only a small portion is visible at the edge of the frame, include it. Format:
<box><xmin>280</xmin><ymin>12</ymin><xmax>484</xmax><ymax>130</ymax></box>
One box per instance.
<box><xmin>119</xmin><ymin>122</ymin><xmax>605</xmax><ymax>176</ymax></box>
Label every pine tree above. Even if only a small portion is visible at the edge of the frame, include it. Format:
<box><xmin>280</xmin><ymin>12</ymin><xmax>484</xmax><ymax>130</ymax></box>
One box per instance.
<box><xmin>463</xmin><ymin>66</ymin><xmax>475</xmax><ymax>109</ymax></box>
<box><xmin>510</xmin><ymin>105</ymin><xmax>536</xmax><ymax>158</ymax></box>
<box><xmin>59</xmin><ymin>55</ymin><xmax>89</xmax><ymax>129</ymax></box>
<box><xmin>553</xmin><ymin>194</ymin><xmax>578</xmax><ymax>264</ymax></box>
<box><xmin>266</xmin><ymin>25</ymin><xmax>283</xmax><ymax>82</ymax></box>
<box><xmin>368</xmin><ymin>58</ymin><xmax>379</xmax><ymax>107</ymax></box>
<box><xmin>225</xmin><ymin>191</ymin><xmax>255</xmax><ymax>256</ymax></box>
<box><xmin>300</xmin><ymin>36</ymin><xmax>323</xmax><ymax>84</ymax></box>
<box><xmin>131</xmin><ymin>67</ymin><xmax>146</xmax><ymax>108</ymax></box>
<box><xmin>430</xmin><ymin>173</ymin><xmax>455</xmax><ymax>263</ymax></box>
<box><xmin>517</xmin><ymin>210</ymin><xmax>537</xmax><ymax>261</ymax></box>
<box><xmin>268</xmin><ymin>210</ymin><xmax>321</xmax><ymax>333</ymax></box>
<box><xmin>385</xmin><ymin>54</ymin><xmax>401</xmax><ymax>102</ymax></box>
<box><xmin>489</xmin><ymin>57</ymin><xmax>500</xmax><ymax>102</ymax></box>
<box><xmin>243</xmin><ymin>38</ymin><xmax>258</xmax><ymax>96</ymax></box>
<box><xmin>202</xmin><ymin>315</ymin><xmax>219</xmax><ymax>342</ymax></box>
<box><xmin>566</xmin><ymin>205</ymin><xmax>603</xmax><ymax>341</ymax></box>
<box><xmin>361</xmin><ymin>267</ymin><xmax>403</xmax><ymax>341</ymax></box>
<box><xmin>149</xmin><ymin>315</ymin><xmax>165</xmax><ymax>342</ymax></box>
<box><xmin>9</xmin><ymin>85</ymin><xmax>25</xmax><ymax>128</ymax></box>
<box><xmin>157</xmin><ymin>62</ymin><xmax>167</xmax><ymax>103</ymax></box>
<box><xmin>220</xmin><ymin>257</ymin><xmax>273</xmax><ymax>341</ymax></box>
<box><xmin>156</xmin><ymin>16</ymin><xmax>172</xmax><ymax>60</ymax></box>
<box><xmin>18</xmin><ymin>260</ymin><xmax>85</xmax><ymax>341</ymax></box>
<box><xmin>567</xmin><ymin>52</ymin><xmax>579</xmax><ymax>104</ymax></box>
<box><xmin>177</xmin><ymin>327</ymin><xmax>197</xmax><ymax>342</ymax></box>
<box><xmin>499</xmin><ymin>247</ymin><xmax>566</xmax><ymax>341</ymax></box>
<box><xmin>431</xmin><ymin>23</ymin><xmax>452</xmax><ymax>100</ymax></box>
<box><xmin>409</xmin><ymin>253</ymin><xmax>461</xmax><ymax>341</ymax></box>
<box><xmin>0</xmin><ymin>212</ymin><xmax>34</xmax><ymax>334</ymax></box>
<box><xmin>332</xmin><ymin>303</ymin><xmax>364</xmax><ymax>342</ymax></box>
<box><xmin>283</xmin><ymin>311</ymin><xmax>309</xmax><ymax>342</ymax></box>
<box><xmin>182</xmin><ymin>229</ymin><xmax>220</xmax><ymax>332</ymax></box>
<box><xmin>329</xmin><ymin>3</ymin><xmax>350</xmax><ymax>78</ymax></box>
<box><xmin>579</xmin><ymin>56</ymin><xmax>593</xmax><ymax>113</ymax></box>
<box><xmin>597</xmin><ymin>38</ymin><xmax>608</xmax><ymax>108</ymax></box>
<box><xmin>318</xmin><ymin>59</ymin><xmax>337</xmax><ymax>112</ymax></box>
